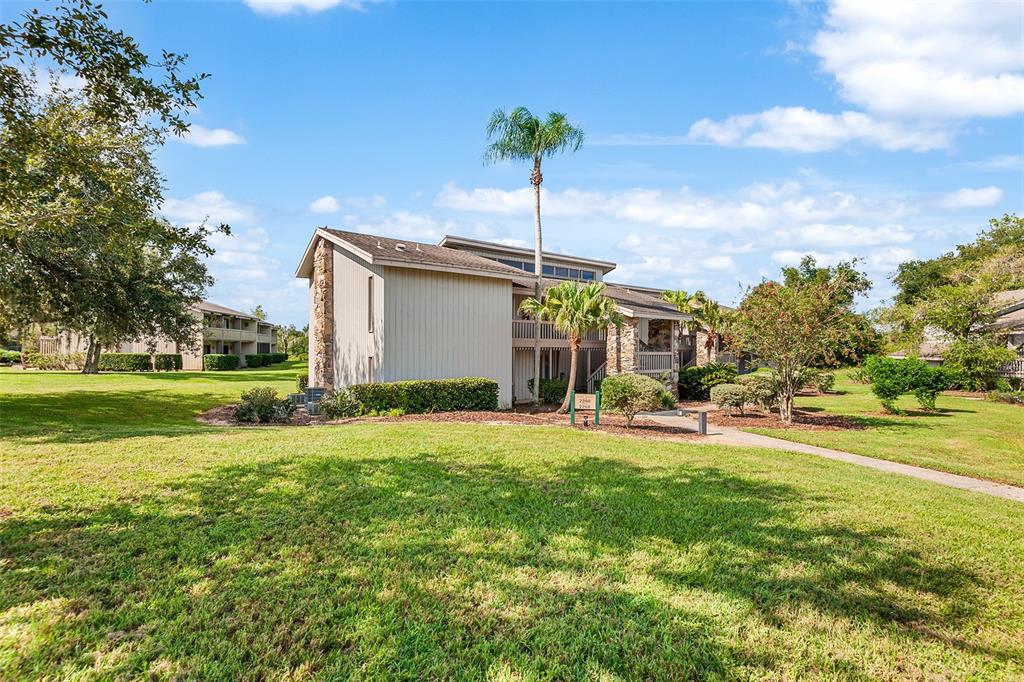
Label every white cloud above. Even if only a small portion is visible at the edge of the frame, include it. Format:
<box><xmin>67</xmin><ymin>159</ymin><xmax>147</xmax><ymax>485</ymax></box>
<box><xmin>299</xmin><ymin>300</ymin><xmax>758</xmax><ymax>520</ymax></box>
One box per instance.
<box><xmin>687</xmin><ymin>106</ymin><xmax>951</xmax><ymax>152</ymax></box>
<box><xmin>435</xmin><ymin>182</ymin><xmax>911</xmax><ymax>232</ymax></box>
<box><xmin>940</xmin><ymin>186</ymin><xmax>1004</xmax><ymax>209</ymax></box>
<box><xmin>347</xmin><ymin>211</ymin><xmax>456</xmax><ymax>241</ymax></box>
<box><xmin>180</xmin><ymin>125</ymin><xmax>245</xmax><ymax>148</ymax></box>
<box><xmin>944</xmin><ymin>155</ymin><xmax>1024</xmax><ymax>172</ymax></box>
<box><xmin>811</xmin><ymin>0</ymin><xmax>1024</xmax><ymax>119</ymax></box>
<box><xmin>702</xmin><ymin>255</ymin><xmax>735</xmax><ymax>271</ymax></box>
<box><xmin>779</xmin><ymin>223</ymin><xmax>914</xmax><ymax>248</ymax></box>
<box><xmin>161</xmin><ymin>191</ymin><xmax>252</xmax><ymax>226</ymax></box>
<box><xmin>244</xmin><ymin>0</ymin><xmax>372</xmax><ymax>15</ymax></box>
<box><xmin>309</xmin><ymin>195</ymin><xmax>341</xmax><ymax>214</ymax></box>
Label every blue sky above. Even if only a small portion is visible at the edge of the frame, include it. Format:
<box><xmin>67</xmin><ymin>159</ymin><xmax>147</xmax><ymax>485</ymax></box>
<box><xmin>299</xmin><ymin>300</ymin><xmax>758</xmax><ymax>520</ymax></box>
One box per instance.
<box><xmin>11</xmin><ymin>0</ymin><xmax>1023</xmax><ymax>326</ymax></box>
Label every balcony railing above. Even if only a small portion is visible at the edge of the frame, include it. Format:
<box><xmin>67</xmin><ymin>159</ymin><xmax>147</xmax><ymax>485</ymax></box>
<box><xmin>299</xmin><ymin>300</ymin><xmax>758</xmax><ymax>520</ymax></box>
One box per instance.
<box><xmin>637</xmin><ymin>351</ymin><xmax>673</xmax><ymax>375</ymax></box>
<box><xmin>512</xmin><ymin>320</ymin><xmax>606</xmax><ymax>343</ymax></box>
<box><xmin>204</xmin><ymin>326</ymin><xmax>258</xmax><ymax>342</ymax></box>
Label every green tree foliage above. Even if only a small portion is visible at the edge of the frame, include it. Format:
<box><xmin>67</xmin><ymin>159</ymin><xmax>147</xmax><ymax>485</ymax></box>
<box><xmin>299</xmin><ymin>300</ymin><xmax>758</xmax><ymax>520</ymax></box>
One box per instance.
<box><xmin>519</xmin><ymin>281</ymin><xmax>620</xmax><ymax>413</ymax></box>
<box><xmin>729</xmin><ymin>267</ymin><xmax>864</xmax><ymax>422</ymax></box>
<box><xmin>485</xmin><ymin>107</ymin><xmax>583</xmax><ymax>401</ymax></box>
<box><xmin>942</xmin><ymin>339</ymin><xmax>1017</xmax><ymax>392</ymax></box>
<box><xmin>662</xmin><ymin>290</ymin><xmax>729</xmax><ymax>358</ymax></box>
<box><xmin>862</xmin><ymin>355</ymin><xmax>949</xmax><ymax>413</ymax></box>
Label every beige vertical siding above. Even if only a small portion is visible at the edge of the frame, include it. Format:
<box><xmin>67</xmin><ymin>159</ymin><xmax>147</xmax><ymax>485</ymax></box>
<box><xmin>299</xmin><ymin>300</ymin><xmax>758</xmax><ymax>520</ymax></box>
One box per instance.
<box><xmin>512</xmin><ymin>349</ymin><xmax>534</xmax><ymax>402</ymax></box>
<box><xmin>331</xmin><ymin>245</ymin><xmax>384</xmax><ymax>388</ymax></box>
<box><xmin>381</xmin><ymin>266</ymin><xmax>512</xmax><ymax>407</ymax></box>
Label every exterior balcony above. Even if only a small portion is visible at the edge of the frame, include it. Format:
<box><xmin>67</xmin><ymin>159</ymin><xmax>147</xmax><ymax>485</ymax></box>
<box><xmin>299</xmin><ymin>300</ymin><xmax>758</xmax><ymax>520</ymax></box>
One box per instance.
<box><xmin>512</xmin><ymin>319</ymin><xmax>606</xmax><ymax>349</ymax></box>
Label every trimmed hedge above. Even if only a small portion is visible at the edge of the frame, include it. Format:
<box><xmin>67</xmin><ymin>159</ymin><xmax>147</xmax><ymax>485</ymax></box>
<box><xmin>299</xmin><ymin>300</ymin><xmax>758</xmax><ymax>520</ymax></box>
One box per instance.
<box><xmin>344</xmin><ymin>377</ymin><xmax>499</xmax><ymax>415</ymax></box>
<box><xmin>862</xmin><ymin>355</ymin><xmax>948</xmax><ymax>412</ymax></box>
<box><xmin>678</xmin><ymin>363</ymin><xmax>738</xmax><ymax>400</ymax></box>
<box><xmin>526</xmin><ymin>378</ymin><xmax>569</xmax><ymax>404</ymax></box>
<box><xmin>244</xmin><ymin>352</ymin><xmax>287</xmax><ymax>368</ymax></box>
<box><xmin>97</xmin><ymin>353</ymin><xmax>152</xmax><ymax>372</ymax></box>
<box><xmin>710</xmin><ymin>382</ymin><xmax>747</xmax><ymax>415</ymax></box>
<box><xmin>601</xmin><ymin>373</ymin><xmax>671</xmax><ymax>427</ymax></box>
<box><xmin>153</xmin><ymin>353</ymin><xmax>183</xmax><ymax>371</ymax></box>
<box><xmin>0</xmin><ymin>350</ymin><xmax>21</xmax><ymax>364</ymax></box>
<box><xmin>23</xmin><ymin>352</ymin><xmax>85</xmax><ymax>370</ymax></box>
<box><xmin>271</xmin><ymin>352</ymin><xmax>288</xmax><ymax>363</ymax></box>
<box><xmin>204</xmin><ymin>354</ymin><xmax>240</xmax><ymax>371</ymax></box>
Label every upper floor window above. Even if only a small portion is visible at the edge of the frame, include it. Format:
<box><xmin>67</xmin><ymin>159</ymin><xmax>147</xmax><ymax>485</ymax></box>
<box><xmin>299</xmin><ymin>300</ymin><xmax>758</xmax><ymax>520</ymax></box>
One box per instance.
<box><xmin>492</xmin><ymin>256</ymin><xmax>594</xmax><ymax>281</ymax></box>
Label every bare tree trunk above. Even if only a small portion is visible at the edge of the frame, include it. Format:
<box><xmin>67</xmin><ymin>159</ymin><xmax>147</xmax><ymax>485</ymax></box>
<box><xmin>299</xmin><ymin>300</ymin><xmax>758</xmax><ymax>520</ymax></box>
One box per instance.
<box><xmin>558</xmin><ymin>338</ymin><xmax>580</xmax><ymax>414</ymax></box>
<box><xmin>82</xmin><ymin>335</ymin><xmax>101</xmax><ymax>374</ymax></box>
<box><xmin>531</xmin><ymin>157</ymin><xmax>543</xmax><ymax>404</ymax></box>
<box><xmin>778</xmin><ymin>366</ymin><xmax>794</xmax><ymax>422</ymax></box>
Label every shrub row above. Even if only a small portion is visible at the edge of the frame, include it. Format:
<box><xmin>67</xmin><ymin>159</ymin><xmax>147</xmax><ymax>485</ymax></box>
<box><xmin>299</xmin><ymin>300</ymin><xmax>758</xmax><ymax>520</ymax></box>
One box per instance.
<box><xmin>320</xmin><ymin>377</ymin><xmax>499</xmax><ymax>418</ymax></box>
<box><xmin>709</xmin><ymin>368</ymin><xmax>837</xmax><ymax>415</ymax></box>
<box><xmin>244</xmin><ymin>352</ymin><xmax>289</xmax><ymax>368</ymax></box>
<box><xmin>204</xmin><ymin>354</ymin><xmax>240</xmax><ymax>371</ymax></box>
<box><xmin>0</xmin><ymin>350</ymin><xmax>22</xmax><ymax>364</ymax></box>
<box><xmin>23</xmin><ymin>352</ymin><xmax>85</xmax><ymax>370</ymax></box>
<box><xmin>678</xmin><ymin>363</ymin><xmax>738</xmax><ymax>400</ymax></box>
<box><xmin>526</xmin><ymin>378</ymin><xmax>569</xmax><ymax>404</ymax></box>
<box><xmin>97</xmin><ymin>353</ymin><xmax>153</xmax><ymax>372</ymax></box>
<box><xmin>989</xmin><ymin>390</ymin><xmax>1024</xmax><ymax>406</ymax></box>
<box><xmin>153</xmin><ymin>353</ymin><xmax>183</xmax><ymax>371</ymax></box>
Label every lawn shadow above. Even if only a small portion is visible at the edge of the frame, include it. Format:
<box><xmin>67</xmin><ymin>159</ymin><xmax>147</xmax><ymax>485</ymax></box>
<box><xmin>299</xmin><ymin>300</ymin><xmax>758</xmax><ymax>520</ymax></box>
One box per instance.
<box><xmin>0</xmin><ymin>451</ymin><xmax>1006</xmax><ymax>679</ymax></box>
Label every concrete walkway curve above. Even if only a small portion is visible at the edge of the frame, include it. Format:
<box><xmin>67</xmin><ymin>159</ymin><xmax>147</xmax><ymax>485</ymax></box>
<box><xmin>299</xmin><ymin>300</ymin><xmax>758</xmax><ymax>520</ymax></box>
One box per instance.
<box><xmin>646</xmin><ymin>412</ymin><xmax>1024</xmax><ymax>503</ymax></box>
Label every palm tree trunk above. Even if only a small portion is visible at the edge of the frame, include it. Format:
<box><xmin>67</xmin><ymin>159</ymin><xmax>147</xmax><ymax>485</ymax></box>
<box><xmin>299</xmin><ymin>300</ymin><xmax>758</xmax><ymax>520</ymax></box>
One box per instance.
<box><xmin>558</xmin><ymin>337</ymin><xmax>580</xmax><ymax>414</ymax></box>
<box><xmin>531</xmin><ymin>156</ymin><xmax>543</xmax><ymax>404</ymax></box>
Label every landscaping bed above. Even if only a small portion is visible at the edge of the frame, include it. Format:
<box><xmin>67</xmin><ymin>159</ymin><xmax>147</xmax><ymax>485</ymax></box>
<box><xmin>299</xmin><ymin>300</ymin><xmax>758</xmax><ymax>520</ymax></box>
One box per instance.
<box><xmin>707</xmin><ymin>407</ymin><xmax>865</xmax><ymax>431</ymax></box>
<box><xmin>196</xmin><ymin>404</ymin><xmax>702</xmax><ymax>441</ymax></box>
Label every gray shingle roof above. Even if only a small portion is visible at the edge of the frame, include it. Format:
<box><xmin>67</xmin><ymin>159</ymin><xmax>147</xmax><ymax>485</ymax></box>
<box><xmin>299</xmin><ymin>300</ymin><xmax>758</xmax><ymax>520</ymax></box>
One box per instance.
<box><xmin>321</xmin><ymin>229</ymin><xmax>526</xmax><ymax>279</ymax></box>
<box><xmin>511</xmin><ymin>276</ymin><xmax>688</xmax><ymax>320</ymax></box>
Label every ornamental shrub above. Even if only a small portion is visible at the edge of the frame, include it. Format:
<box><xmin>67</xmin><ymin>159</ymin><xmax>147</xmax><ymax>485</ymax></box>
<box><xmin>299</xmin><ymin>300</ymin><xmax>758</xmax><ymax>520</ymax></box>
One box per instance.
<box><xmin>235</xmin><ymin>386</ymin><xmax>294</xmax><ymax>423</ymax></box>
<box><xmin>678</xmin><ymin>362</ymin><xmax>739</xmax><ymax>400</ymax></box>
<box><xmin>97</xmin><ymin>353</ymin><xmax>151</xmax><ymax>372</ymax></box>
<box><xmin>270</xmin><ymin>352</ymin><xmax>288</xmax><ymax>364</ymax></box>
<box><xmin>204</xmin><ymin>354</ymin><xmax>240</xmax><ymax>371</ymax></box>
<box><xmin>710</xmin><ymin>383</ymin><xmax>747</xmax><ymax>415</ymax></box>
<box><xmin>153</xmin><ymin>353</ymin><xmax>182</xmax><ymax>371</ymax></box>
<box><xmin>345</xmin><ymin>377</ymin><xmax>499</xmax><ymax>415</ymax></box>
<box><xmin>319</xmin><ymin>387</ymin><xmax>362</xmax><ymax>419</ymax></box>
<box><xmin>989</xmin><ymin>390</ymin><xmax>1024</xmax><ymax>406</ymax></box>
<box><xmin>527</xmin><ymin>378</ymin><xmax>569</xmax><ymax>404</ymax></box>
<box><xmin>245</xmin><ymin>353</ymin><xmax>272</xmax><ymax>367</ymax></box>
<box><xmin>862</xmin><ymin>355</ymin><xmax>949</xmax><ymax>412</ymax></box>
<box><xmin>600</xmin><ymin>373</ymin><xmax>667</xmax><ymax>427</ymax></box>
<box><xmin>297</xmin><ymin>373</ymin><xmax>309</xmax><ymax>392</ymax></box>
<box><xmin>941</xmin><ymin>339</ymin><xmax>1016</xmax><ymax>391</ymax></box>
<box><xmin>737</xmin><ymin>372</ymin><xmax>780</xmax><ymax>411</ymax></box>
<box><xmin>0</xmin><ymin>350</ymin><xmax>21</xmax><ymax>364</ymax></box>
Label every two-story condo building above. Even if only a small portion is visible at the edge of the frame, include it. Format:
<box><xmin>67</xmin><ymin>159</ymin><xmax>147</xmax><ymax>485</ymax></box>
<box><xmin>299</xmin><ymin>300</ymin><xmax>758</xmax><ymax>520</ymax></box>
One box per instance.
<box><xmin>296</xmin><ymin>228</ymin><xmax>710</xmax><ymax>407</ymax></box>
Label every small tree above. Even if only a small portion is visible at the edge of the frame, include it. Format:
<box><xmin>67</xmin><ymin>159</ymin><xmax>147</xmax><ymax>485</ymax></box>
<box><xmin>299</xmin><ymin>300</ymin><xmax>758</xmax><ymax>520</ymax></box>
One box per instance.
<box><xmin>600</xmin><ymin>374</ymin><xmax>667</xmax><ymax>427</ymax></box>
<box><xmin>729</xmin><ymin>267</ymin><xmax>865</xmax><ymax>422</ymax></box>
<box><xmin>519</xmin><ymin>281</ymin><xmax>620</xmax><ymax>413</ymax></box>
<box><xmin>250</xmin><ymin>305</ymin><xmax>267</xmax><ymax>321</ymax></box>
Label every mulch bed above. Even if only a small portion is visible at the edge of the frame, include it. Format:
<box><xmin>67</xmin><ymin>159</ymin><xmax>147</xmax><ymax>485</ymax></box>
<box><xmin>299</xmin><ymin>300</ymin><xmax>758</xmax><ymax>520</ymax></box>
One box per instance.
<box><xmin>707</xmin><ymin>408</ymin><xmax>865</xmax><ymax>431</ymax></box>
<box><xmin>195</xmin><ymin>405</ymin><xmax>701</xmax><ymax>441</ymax></box>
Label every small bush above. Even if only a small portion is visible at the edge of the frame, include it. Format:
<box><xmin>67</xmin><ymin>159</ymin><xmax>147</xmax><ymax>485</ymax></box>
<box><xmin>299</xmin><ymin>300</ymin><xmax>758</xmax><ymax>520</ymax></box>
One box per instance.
<box><xmin>346</xmin><ymin>377</ymin><xmax>499</xmax><ymax>415</ymax></box>
<box><xmin>245</xmin><ymin>353</ymin><xmax>272</xmax><ymax>367</ymax></box>
<box><xmin>235</xmin><ymin>386</ymin><xmax>294</xmax><ymax>423</ymax></box>
<box><xmin>660</xmin><ymin>391</ymin><xmax>677</xmax><ymax>409</ymax></box>
<box><xmin>297</xmin><ymin>374</ymin><xmax>309</xmax><ymax>392</ymax></box>
<box><xmin>601</xmin><ymin>374</ymin><xmax>667</xmax><ymax>427</ymax></box>
<box><xmin>862</xmin><ymin>355</ymin><xmax>949</xmax><ymax>412</ymax></box>
<box><xmin>678</xmin><ymin>363</ymin><xmax>739</xmax><ymax>400</ymax></box>
<box><xmin>526</xmin><ymin>378</ymin><xmax>569</xmax><ymax>404</ymax></box>
<box><xmin>153</xmin><ymin>354</ymin><xmax>182</xmax><ymax>371</ymax></box>
<box><xmin>989</xmin><ymin>390</ymin><xmax>1024</xmax><ymax>406</ymax></box>
<box><xmin>204</xmin><ymin>354</ymin><xmax>240</xmax><ymax>371</ymax></box>
<box><xmin>797</xmin><ymin>367</ymin><xmax>835</xmax><ymax>394</ymax></box>
<box><xmin>270</xmin><ymin>352</ymin><xmax>288</xmax><ymax>364</ymax></box>
<box><xmin>0</xmin><ymin>350</ymin><xmax>21</xmax><ymax>364</ymax></box>
<box><xmin>737</xmin><ymin>372</ymin><xmax>779</xmax><ymax>411</ymax></box>
<box><xmin>319</xmin><ymin>387</ymin><xmax>361</xmax><ymax>419</ymax></box>
<box><xmin>941</xmin><ymin>339</ymin><xmax>1017</xmax><ymax>391</ymax></box>
<box><xmin>97</xmin><ymin>353</ymin><xmax>152</xmax><ymax>372</ymax></box>
<box><xmin>710</xmin><ymin>383</ymin><xmax>747</xmax><ymax>415</ymax></box>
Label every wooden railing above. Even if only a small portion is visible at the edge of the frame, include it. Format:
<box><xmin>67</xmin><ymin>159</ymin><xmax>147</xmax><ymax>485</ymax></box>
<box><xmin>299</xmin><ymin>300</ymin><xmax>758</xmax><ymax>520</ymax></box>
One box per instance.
<box><xmin>998</xmin><ymin>347</ymin><xmax>1024</xmax><ymax>378</ymax></box>
<box><xmin>637</xmin><ymin>351</ymin><xmax>673</xmax><ymax>375</ymax></box>
<box><xmin>587</xmin><ymin>361</ymin><xmax>607</xmax><ymax>393</ymax></box>
<box><xmin>512</xmin><ymin>320</ymin><xmax>606</xmax><ymax>343</ymax></box>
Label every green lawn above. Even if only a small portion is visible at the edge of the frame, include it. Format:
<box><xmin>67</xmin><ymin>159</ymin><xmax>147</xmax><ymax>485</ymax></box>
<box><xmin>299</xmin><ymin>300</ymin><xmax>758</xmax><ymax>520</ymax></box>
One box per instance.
<box><xmin>748</xmin><ymin>371</ymin><xmax>1024</xmax><ymax>487</ymax></box>
<box><xmin>2</xmin><ymin>367</ymin><xmax>1023</xmax><ymax>679</ymax></box>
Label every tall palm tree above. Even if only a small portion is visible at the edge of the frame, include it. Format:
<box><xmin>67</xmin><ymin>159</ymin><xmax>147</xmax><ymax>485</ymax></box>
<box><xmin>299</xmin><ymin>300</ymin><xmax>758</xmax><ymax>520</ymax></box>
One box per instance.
<box><xmin>663</xmin><ymin>290</ymin><xmax>726</xmax><ymax>358</ymax></box>
<box><xmin>519</xmin><ymin>281</ymin><xmax>620</xmax><ymax>413</ymax></box>
<box><xmin>485</xmin><ymin>107</ymin><xmax>584</xmax><ymax>402</ymax></box>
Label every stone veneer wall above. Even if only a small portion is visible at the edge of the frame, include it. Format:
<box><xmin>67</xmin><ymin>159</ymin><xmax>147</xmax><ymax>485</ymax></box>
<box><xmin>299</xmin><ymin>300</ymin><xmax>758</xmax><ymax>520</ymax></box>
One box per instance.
<box><xmin>311</xmin><ymin>238</ymin><xmax>335</xmax><ymax>389</ymax></box>
<box><xmin>606</xmin><ymin>316</ymin><xmax>639</xmax><ymax>375</ymax></box>
<box><xmin>695</xmin><ymin>330</ymin><xmax>717</xmax><ymax>366</ymax></box>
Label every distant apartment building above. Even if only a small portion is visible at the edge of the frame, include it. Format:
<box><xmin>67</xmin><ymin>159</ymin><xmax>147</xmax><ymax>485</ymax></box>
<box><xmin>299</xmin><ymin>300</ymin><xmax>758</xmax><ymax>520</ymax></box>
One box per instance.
<box><xmin>39</xmin><ymin>301</ymin><xmax>278</xmax><ymax>369</ymax></box>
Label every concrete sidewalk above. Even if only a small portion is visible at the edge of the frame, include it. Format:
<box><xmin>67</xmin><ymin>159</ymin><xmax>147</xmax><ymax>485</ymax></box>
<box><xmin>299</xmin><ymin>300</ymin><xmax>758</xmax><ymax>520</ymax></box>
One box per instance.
<box><xmin>646</xmin><ymin>412</ymin><xmax>1024</xmax><ymax>503</ymax></box>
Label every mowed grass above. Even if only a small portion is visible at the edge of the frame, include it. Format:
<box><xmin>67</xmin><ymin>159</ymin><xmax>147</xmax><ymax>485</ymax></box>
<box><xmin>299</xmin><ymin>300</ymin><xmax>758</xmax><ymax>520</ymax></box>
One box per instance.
<box><xmin>747</xmin><ymin>370</ymin><xmax>1024</xmax><ymax>487</ymax></box>
<box><xmin>1</xmin><ymin>367</ymin><xmax>1023</xmax><ymax>679</ymax></box>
